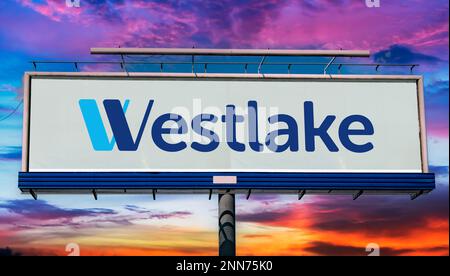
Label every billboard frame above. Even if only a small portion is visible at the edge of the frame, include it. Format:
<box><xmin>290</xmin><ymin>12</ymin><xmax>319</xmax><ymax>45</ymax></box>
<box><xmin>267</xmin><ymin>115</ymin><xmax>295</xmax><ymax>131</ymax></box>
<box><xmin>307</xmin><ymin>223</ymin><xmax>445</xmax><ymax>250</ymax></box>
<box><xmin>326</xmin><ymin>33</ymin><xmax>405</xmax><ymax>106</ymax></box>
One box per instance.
<box><xmin>19</xmin><ymin>72</ymin><xmax>434</xmax><ymax>198</ymax></box>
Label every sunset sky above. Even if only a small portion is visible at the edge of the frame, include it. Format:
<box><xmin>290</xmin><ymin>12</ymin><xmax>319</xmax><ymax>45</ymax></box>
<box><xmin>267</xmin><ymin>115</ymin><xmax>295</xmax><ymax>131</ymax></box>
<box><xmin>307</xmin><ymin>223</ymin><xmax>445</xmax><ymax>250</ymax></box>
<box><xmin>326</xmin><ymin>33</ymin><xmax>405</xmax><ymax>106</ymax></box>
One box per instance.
<box><xmin>0</xmin><ymin>0</ymin><xmax>448</xmax><ymax>256</ymax></box>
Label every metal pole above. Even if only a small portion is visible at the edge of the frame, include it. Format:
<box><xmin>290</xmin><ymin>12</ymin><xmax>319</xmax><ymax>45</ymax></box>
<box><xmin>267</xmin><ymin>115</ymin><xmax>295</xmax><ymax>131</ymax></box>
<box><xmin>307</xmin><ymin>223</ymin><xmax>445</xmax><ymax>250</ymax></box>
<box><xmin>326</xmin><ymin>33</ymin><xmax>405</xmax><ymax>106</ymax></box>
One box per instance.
<box><xmin>218</xmin><ymin>192</ymin><xmax>236</xmax><ymax>256</ymax></box>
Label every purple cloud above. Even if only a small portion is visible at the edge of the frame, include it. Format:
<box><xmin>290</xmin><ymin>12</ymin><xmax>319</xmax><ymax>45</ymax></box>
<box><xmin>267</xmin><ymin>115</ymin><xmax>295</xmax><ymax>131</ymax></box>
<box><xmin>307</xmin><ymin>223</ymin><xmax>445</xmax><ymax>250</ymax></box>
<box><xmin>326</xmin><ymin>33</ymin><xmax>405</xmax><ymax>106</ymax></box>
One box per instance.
<box><xmin>124</xmin><ymin>204</ymin><xmax>192</xmax><ymax>219</ymax></box>
<box><xmin>0</xmin><ymin>199</ymin><xmax>116</xmax><ymax>220</ymax></box>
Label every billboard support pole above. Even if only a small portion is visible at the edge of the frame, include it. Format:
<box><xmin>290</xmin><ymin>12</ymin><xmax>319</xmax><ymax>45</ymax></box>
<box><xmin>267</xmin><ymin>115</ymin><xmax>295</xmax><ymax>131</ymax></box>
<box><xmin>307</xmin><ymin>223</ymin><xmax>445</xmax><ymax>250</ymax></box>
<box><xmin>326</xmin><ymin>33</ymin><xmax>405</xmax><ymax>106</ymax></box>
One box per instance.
<box><xmin>218</xmin><ymin>191</ymin><xmax>236</xmax><ymax>256</ymax></box>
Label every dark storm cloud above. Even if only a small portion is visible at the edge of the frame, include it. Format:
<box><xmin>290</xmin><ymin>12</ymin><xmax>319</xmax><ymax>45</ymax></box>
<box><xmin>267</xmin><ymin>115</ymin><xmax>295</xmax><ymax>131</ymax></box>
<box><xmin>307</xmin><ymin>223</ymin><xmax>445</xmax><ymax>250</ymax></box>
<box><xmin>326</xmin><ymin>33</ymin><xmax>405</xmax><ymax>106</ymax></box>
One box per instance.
<box><xmin>373</xmin><ymin>45</ymin><xmax>441</xmax><ymax>64</ymax></box>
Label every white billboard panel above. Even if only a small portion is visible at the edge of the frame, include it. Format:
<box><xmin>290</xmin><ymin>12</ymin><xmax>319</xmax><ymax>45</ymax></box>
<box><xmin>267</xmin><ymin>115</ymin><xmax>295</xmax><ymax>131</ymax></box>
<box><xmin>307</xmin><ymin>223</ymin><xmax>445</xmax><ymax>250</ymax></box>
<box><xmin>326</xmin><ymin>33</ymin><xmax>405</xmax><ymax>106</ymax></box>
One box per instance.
<box><xmin>22</xmin><ymin>73</ymin><xmax>427</xmax><ymax>173</ymax></box>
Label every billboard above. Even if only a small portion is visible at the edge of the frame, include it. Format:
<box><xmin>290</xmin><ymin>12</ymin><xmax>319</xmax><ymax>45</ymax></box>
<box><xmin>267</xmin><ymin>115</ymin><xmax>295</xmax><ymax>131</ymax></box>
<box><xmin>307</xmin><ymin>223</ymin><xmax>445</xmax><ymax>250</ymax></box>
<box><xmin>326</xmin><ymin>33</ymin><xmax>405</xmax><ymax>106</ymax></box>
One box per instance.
<box><xmin>21</xmin><ymin>73</ymin><xmax>428</xmax><ymax>174</ymax></box>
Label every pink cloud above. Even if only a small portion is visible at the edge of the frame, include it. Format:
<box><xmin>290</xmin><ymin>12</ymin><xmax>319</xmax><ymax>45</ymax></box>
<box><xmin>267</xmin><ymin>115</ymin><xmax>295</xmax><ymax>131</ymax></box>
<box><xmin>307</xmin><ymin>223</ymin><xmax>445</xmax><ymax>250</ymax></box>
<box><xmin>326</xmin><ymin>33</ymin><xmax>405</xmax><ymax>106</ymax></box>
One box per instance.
<box><xmin>17</xmin><ymin>0</ymin><xmax>109</xmax><ymax>22</ymax></box>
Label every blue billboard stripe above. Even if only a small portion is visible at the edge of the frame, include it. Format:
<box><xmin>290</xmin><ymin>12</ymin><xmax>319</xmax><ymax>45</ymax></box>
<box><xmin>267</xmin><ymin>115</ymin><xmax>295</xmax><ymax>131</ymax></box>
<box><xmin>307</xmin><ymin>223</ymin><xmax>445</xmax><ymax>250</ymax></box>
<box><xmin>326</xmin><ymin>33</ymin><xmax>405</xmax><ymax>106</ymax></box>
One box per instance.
<box><xmin>19</xmin><ymin>178</ymin><xmax>434</xmax><ymax>184</ymax></box>
<box><xmin>19</xmin><ymin>172</ymin><xmax>434</xmax><ymax>178</ymax></box>
<box><xmin>18</xmin><ymin>172</ymin><xmax>435</xmax><ymax>181</ymax></box>
<box><xmin>18</xmin><ymin>172</ymin><xmax>435</xmax><ymax>191</ymax></box>
<box><xmin>18</xmin><ymin>174</ymin><xmax>435</xmax><ymax>182</ymax></box>
<box><xmin>18</xmin><ymin>183</ymin><xmax>435</xmax><ymax>190</ymax></box>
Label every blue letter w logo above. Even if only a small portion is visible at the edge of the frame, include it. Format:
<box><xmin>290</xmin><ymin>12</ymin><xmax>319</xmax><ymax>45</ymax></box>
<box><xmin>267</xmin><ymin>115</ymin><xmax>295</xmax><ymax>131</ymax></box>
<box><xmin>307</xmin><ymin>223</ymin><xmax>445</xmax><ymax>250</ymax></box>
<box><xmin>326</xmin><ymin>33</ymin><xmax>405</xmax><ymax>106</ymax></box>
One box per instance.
<box><xmin>79</xmin><ymin>99</ymin><xmax>154</xmax><ymax>151</ymax></box>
